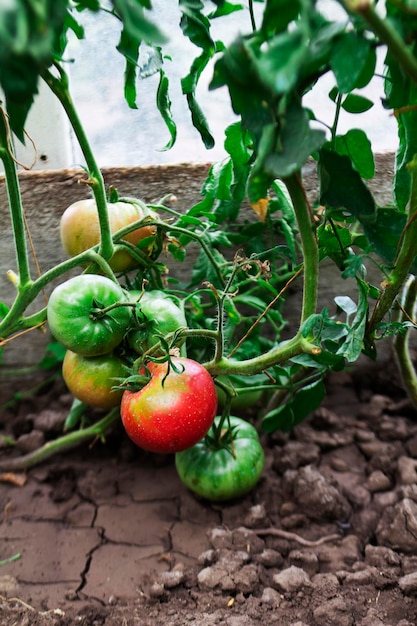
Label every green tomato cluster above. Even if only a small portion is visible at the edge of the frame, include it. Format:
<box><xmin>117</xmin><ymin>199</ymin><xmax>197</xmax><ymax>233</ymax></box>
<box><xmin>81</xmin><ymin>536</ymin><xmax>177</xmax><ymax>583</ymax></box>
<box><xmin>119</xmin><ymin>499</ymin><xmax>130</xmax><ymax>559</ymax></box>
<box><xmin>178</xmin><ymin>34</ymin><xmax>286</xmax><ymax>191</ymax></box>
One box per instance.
<box><xmin>47</xmin><ymin>275</ymin><xmax>187</xmax><ymax>409</ymax></box>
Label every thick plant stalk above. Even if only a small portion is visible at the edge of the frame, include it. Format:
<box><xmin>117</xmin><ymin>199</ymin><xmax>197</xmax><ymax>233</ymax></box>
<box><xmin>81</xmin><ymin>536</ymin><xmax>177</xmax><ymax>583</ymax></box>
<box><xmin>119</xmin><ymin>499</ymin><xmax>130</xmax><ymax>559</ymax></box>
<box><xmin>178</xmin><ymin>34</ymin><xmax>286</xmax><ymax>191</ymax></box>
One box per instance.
<box><xmin>394</xmin><ymin>275</ymin><xmax>417</xmax><ymax>408</ymax></box>
<box><xmin>342</xmin><ymin>0</ymin><xmax>417</xmax><ymax>86</ymax></box>
<box><xmin>0</xmin><ymin>109</ymin><xmax>31</xmax><ymax>289</ymax></box>
<box><xmin>41</xmin><ymin>66</ymin><xmax>114</xmax><ymax>263</ymax></box>
<box><xmin>369</xmin><ymin>155</ymin><xmax>417</xmax><ymax>335</ymax></box>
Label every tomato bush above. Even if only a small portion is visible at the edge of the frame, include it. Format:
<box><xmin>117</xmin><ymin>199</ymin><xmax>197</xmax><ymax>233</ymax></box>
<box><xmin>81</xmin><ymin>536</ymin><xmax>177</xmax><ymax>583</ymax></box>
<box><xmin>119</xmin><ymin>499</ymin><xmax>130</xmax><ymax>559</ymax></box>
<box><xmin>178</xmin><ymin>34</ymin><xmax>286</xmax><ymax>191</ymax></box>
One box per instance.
<box><xmin>60</xmin><ymin>198</ymin><xmax>158</xmax><ymax>272</ymax></box>
<box><xmin>62</xmin><ymin>349</ymin><xmax>126</xmax><ymax>409</ymax></box>
<box><xmin>175</xmin><ymin>416</ymin><xmax>265</xmax><ymax>501</ymax></box>
<box><xmin>47</xmin><ymin>274</ymin><xmax>132</xmax><ymax>356</ymax></box>
<box><xmin>128</xmin><ymin>290</ymin><xmax>187</xmax><ymax>356</ymax></box>
<box><xmin>120</xmin><ymin>357</ymin><xmax>217</xmax><ymax>454</ymax></box>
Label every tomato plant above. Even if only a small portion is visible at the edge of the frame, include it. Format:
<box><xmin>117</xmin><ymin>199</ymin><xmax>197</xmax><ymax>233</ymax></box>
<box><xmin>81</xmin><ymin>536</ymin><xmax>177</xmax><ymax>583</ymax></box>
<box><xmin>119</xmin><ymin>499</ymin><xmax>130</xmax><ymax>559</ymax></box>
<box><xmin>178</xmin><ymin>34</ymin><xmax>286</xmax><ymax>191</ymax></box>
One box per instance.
<box><xmin>120</xmin><ymin>357</ymin><xmax>217</xmax><ymax>454</ymax></box>
<box><xmin>47</xmin><ymin>275</ymin><xmax>132</xmax><ymax>356</ymax></box>
<box><xmin>175</xmin><ymin>416</ymin><xmax>264</xmax><ymax>501</ymax></box>
<box><xmin>127</xmin><ymin>290</ymin><xmax>187</xmax><ymax>356</ymax></box>
<box><xmin>62</xmin><ymin>349</ymin><xmax>127</xmax><ymax>409</ymax></box>
<box><xmin>60</xmin><ymin>198</ymin><xmax>159</xmax><ymax>272</ymax></box>
<box><xmin>3</xmin><ymin>0</ymin><xmax>417</xmax><ymax>489</ymax></box>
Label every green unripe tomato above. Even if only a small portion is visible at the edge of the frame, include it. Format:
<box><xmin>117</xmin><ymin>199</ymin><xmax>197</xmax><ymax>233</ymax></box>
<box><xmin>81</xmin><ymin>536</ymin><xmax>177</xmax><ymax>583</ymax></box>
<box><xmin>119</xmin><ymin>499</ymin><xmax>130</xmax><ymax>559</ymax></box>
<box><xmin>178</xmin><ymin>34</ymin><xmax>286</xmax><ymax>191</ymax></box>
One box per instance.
<box><xmin>47</xmin><ymin>275</ymin><xmax>132</xmax><ymax>356</ymax></box>
<box><xmin>128</xmin><ymin>290</ymin><xmax>187</xmax><ymax>355</ymax></box>
<box><xmin>175</xmin><ymin>415</ymin><xmax>265</xmax><ymax>501</ymax></box>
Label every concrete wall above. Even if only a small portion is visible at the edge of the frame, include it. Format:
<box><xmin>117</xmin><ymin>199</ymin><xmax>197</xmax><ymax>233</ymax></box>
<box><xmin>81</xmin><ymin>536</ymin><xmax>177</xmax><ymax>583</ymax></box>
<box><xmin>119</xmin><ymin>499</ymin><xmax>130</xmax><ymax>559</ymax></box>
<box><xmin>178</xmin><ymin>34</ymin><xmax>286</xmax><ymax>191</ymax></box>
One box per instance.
<box><xmin>0</xmin><ymin>154</ymin><xmax>395</xmax><ymax>371</ymax></box>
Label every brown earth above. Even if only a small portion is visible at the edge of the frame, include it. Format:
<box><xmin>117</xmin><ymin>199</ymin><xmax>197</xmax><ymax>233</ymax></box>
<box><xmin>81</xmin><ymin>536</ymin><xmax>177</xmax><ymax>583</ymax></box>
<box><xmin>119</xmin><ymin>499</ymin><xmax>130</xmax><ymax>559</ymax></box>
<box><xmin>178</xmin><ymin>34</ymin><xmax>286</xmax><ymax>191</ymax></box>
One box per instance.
<box><xmin>1</xmin><ymin>360</ymin><xmax>417</xmax><ymax>625</ymax></box>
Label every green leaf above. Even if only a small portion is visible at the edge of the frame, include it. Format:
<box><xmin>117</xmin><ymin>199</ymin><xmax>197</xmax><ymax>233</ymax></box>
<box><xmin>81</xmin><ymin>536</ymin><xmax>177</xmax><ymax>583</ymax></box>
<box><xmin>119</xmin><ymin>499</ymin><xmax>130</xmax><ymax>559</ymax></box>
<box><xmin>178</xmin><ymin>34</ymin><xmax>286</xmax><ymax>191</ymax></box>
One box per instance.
<box><xmin>341</xmin><ymin>93</ymin><xmax>374</xmax><ymax>114</ymax></box>
<box><xmin>336</xmin><ymin>278</ymin><xmax>369</xmax><ymax>362</ymax></box>
<box><xmin>156</xmin><ymin>70</ymin><xmax>177</xmax><ymax>150</ymax></box>
<box><xmin>0</xmin><ymin>302</ymin><xmax>9</xmax><ymax>321</ymax></box>
<box><xmin>317</xmin><ymin>222</ymin><xmax>352</xmax><ymax>267</ymax></box>
<box><xmin>334</xmin><ymin>129</ymin><xmax>375</xmax><ymax>179</ymax></box>
<box><xmin>209</xmin><ymin>2</ymin><xmax>244</xmax><ymax>18</ymax></box>
<box><xmin>185</xmin><ymin>92</ymin><xmax>215</xmax><ymax>149</ymax></box>
<box><xmin>262</xmin><ymin>0</ymin><xmax>300</xmax><ymax>34</ymax></box>
<box><xmin>362</xmin><ymin>207</ymin><xmax>407</xmax><ymax>264</ymax></box>
<box><xmin>262</xmin><ymin>379</ymin><xmax>326</xmax><ymax>432</ymax></box>
<box><xmin>210</xmin><ymin>36</ymin><xmax>275</xmax><ymax>142</ymax></box>
<box><xmin>319</xmin><ymin>147</ymin><xmax>376</xmax><ymax>224</ymax></box>
<box><xmin>330</xmin><ymin>32</ymin><xmax>372</xmax><ymax>94</ymax></box>
<box><xmin>179</xmin><ymin>0</ymin><xmax>215</xmax><ymax>51</ymax></box>
<box><xmin>248</xmin><ymin>102</ymin><xmax>325</xmax><ymax>198</ymax></box>
<box><xmin>0</xmin><ymin>0</ymin><xmax>69</xmax><ymax>139</ymax></box>
<box><xmin>112</xmin><ymin>0</ymin><xmax>167</xmax><ymax>44</ymax></box>
<box><xmin>181</xmin><ymin>47</ymin><xmax>215</xmax><ymax>149</ymax></box>
<box><xmin>257</xmin><ymin>30</ymin><xmax>307</xmax><ymax>95</ymax></box>
<box><xmin>117</xmin><ymin>28</ymin><xmax>140</xmax><ymax>109</ymax></box>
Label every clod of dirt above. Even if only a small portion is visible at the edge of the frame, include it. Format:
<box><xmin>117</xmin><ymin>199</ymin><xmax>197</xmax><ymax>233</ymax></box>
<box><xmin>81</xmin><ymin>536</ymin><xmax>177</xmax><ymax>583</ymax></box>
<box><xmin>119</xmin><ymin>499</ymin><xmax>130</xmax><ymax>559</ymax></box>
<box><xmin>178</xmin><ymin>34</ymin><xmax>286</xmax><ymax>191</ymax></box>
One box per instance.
<box><xmin>272</xmin><ymin>565</ymin><xmax>311</xmax><ymax>593</ymax></box>
<box><xmin>312</xmin><ymin>596</ymin><xmax>354</xmax><ymax>626</ymax></box>
<box><xmin>376</xmin><ymin>498</ymin><xmax>417</xmax><ymax>552</ymax></box>
<box><xmin>292</xmin><ymin>465</ymin><xmax>352</xmax><ymax>522</ymax></box>
<box><xmin>399</xmin><ymin>572</ymin><xmax>417</xmax><ymax>596</ymax></box>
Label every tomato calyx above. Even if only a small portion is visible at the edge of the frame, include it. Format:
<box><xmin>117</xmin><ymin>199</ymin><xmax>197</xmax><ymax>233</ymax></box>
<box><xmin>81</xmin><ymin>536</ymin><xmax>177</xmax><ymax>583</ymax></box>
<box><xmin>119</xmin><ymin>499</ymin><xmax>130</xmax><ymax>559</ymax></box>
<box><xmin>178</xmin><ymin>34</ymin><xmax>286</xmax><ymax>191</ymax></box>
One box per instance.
<box><xmin>119</xmin><ymin>349</ymin><xmax>186</xmax><ymax>393</ymax></box>
<box><xmin>204</xmin><ymin>414</ymin><xmax>239</xmax><ymax>458</ymax></box>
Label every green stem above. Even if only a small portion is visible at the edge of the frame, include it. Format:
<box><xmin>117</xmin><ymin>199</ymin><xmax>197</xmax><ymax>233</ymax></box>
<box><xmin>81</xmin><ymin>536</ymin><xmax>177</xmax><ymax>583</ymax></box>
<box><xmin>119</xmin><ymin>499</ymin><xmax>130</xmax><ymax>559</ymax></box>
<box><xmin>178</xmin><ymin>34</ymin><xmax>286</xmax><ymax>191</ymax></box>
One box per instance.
<box><xmin>114</xmin><ymin>218</ymin><xmax>226</xmax><ymax>287</ymax></box>
<box><xmin>0</xmin><ymin>109</ymin><xmax>31</xmax><ymax>288</ymax></box>
<box><xmin>0</xmin><ymin>408</ymin><xmax>120</xmax><ymax>471</ymax></box>
<box><xmin>204</xmin><ymin>333</ymin><xmax>316</xmax><ymax>376</ymax></box>
<box><xmin>0</xmin><ymin>250</ymin><xmax>116</xmax><ymax>339</ymax></box>
<box><xmin>41</xmin><ymin>65</ymin><xmax>114</xmax><ymax>262</ymax></box>
<box><xmin>283</xmin><ymin>172</ymin><xmax>319</xmax><ymax>326</ymax></box>
<box><xmin>343</xmin><ymin>0</ymin><xmax>417</xmax><ymax>85</ymax></box>
<box><xmin>331</xmin><ymin>92</ymin><xmax>343</xmax><ymax>145</ymax></box>
<box><xmin>248</xmin><ymin>0</ymin><xmax>257</xmax><ymax>31</ymax></box>
<box><xmin>394</xmin><ymin>275</ymin><xmax>417</xmax><ymax>407</ymax></box>
<box><xmin>369</xmin><ymin>154</ymin><xmax>417</xmax><ymax>334</ymax></box>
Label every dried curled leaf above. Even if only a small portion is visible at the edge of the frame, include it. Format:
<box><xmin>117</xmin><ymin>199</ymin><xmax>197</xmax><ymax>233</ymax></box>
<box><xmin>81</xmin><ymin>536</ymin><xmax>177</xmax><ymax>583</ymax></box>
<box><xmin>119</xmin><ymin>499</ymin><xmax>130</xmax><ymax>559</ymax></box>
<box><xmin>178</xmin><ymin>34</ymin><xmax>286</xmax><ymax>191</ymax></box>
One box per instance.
<box><xmin>250</xmin><ymin>197</ymin><xmax>269</xmax><ymax>222</ymax></box>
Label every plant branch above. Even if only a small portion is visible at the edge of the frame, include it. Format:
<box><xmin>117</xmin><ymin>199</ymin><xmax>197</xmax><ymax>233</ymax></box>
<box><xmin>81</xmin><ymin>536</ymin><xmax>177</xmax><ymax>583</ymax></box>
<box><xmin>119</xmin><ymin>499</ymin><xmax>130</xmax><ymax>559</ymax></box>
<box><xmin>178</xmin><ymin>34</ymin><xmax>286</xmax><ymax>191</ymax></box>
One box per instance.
<box><xmin>0</xmin><ymin>409</ymin><xmax>120</xmax><ymax>471</ymax></box>
<box><xmin>393</xmin><ymin>275</ymin><xmax>417</xmax><ymax>408</ymax></box>
<box><xmin>283</xmin><ymin>172</ymin><xmax>319</xmax><ymax>326</ymax></box>
<box><xmin>368</xmin><ymin>154</ymin><xmax>417</xmax><ymax>335</ymax></box>
<box><xmin>0</xmin><ymin>108</ymin><xmax>31</xmax><ymax>288</ymax></box>
<box><xmin>342</xmin><ymin>0</ymin><xmax>417</xmax><ymax>85</ymax></box>
<box><xmin>41</xmin><ymin>65</ymin><xmax>114</xmax><ymax>263</ymax></box>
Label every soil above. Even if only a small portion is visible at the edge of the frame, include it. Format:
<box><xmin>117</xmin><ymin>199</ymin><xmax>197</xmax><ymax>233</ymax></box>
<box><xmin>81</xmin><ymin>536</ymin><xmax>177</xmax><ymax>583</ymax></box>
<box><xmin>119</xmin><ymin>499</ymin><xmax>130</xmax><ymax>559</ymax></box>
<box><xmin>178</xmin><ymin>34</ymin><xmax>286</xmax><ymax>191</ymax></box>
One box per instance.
<box><xmin>1</xmin><ymin>359</ymin><xmax>417</xmax><ymax>625</ymax></box>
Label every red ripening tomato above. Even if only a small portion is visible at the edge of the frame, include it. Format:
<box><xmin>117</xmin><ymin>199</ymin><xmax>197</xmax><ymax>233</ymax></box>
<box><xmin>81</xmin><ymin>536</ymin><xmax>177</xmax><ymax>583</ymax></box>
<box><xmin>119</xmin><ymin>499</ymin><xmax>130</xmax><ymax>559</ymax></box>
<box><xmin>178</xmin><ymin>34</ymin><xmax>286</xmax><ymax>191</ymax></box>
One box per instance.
<box><xmin>60</xmin><ymin>198</ymin><xmax>158</xmax><ymax>272</ymax></box>
<box><xmin>120</xmin><ymin>357</ymin><xmax>217</xmax><ymax>454</ymax></box>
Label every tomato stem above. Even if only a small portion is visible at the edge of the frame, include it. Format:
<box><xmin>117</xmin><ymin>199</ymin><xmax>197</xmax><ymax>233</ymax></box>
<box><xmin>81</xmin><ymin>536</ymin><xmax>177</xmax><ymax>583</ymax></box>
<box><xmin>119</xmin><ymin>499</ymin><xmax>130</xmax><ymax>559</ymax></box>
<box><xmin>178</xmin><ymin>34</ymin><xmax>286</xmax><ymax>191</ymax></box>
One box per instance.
<box><xmin>0</xmin><ymin>250</ymin><xmax>117</xmax><ymax>338</ymax></box>
<box><xmin>368</xmin><ymin>154</ymin><xmax>417</xmax><ymax>336</ymax></box>
<box><xmin>393</xmin><ymin>275</ymin><xmax>417</xmax><ymax>409</ymax></box>
<box><xmin>0</xmin><ymin>408</ymin><xmax>120</xmax><ymax>471</ymax></box>
<box><xmin>0</xmin><ymin>107</ymin><xmax>31</xmax><ymax>289</ymax></box>
<box><xmin>41</xmin><ymin>64</ymin><xmax>115</xmax><ymax>265</ymax></box>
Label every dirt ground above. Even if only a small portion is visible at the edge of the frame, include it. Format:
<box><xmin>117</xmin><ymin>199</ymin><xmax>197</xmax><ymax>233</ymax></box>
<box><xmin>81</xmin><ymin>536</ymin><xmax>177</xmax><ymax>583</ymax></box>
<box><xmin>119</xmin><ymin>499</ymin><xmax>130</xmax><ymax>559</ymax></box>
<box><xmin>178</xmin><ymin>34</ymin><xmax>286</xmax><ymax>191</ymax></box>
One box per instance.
<box><xmin>1</xmin><ymin>358</ymin><xmax>417</xmax><ymax>625</ymax></box>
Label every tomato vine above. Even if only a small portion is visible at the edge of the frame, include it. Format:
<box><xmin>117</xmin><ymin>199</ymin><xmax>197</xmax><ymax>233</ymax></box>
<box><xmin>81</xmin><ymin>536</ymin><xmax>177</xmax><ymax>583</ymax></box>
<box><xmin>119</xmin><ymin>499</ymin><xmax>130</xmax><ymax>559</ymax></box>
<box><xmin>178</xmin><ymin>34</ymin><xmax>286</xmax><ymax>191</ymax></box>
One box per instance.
<box><xmin>2</xmin><ymin>1</ymin><xmax>417</xmax><ymax>498</ymax></box>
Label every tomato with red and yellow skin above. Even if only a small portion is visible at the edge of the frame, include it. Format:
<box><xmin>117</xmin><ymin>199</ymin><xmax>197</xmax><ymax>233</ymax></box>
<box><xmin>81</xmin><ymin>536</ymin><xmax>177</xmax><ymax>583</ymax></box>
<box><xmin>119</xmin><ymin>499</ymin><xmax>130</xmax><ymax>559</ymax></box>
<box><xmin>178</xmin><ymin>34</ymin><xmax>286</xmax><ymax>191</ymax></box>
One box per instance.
<box><xmin>62</xmin><ymin>349</ymin><xmax>127</xmax><ymax>409</ymax></box>
<box><xmin>60</xmin><ymin>198</ymin><xmax>158</xmax><ymax>272</ymax></box>
<box><xmin>120</xmin><ymin>357</ymin><xmax>217</xmax><ymax>454</ymax></box>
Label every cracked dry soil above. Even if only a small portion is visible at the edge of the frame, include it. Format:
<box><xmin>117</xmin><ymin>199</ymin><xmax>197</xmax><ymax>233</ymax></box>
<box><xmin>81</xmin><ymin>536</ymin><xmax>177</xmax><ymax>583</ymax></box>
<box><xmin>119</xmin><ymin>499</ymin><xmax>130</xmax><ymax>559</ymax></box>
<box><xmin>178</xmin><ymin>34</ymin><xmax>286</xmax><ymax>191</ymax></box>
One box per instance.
<box><xmin>1</xmin><ymin>360</ymin><xmax>417</xmax><ymax>625</ymax></box>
